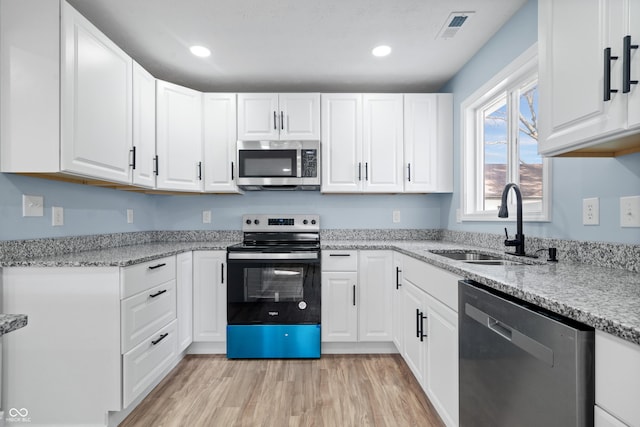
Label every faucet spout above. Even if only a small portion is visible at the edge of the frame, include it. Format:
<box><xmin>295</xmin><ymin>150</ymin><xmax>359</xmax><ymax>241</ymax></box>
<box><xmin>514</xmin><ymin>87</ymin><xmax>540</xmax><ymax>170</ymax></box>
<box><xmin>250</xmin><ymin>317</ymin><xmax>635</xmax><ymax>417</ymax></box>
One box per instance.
<box><xmin>498</xmin><ymin>183</ymin><xmax>525</xmax><ymax>256</ymax></box>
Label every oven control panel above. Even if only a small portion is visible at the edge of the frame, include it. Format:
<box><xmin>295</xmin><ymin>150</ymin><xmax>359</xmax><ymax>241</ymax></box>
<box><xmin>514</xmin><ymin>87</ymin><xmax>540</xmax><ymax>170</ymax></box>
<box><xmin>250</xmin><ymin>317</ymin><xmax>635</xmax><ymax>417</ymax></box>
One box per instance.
<box><xmin>242</xmin><ymin>214</ymin><xmax>319</xmax><ymax>232</ymax></box>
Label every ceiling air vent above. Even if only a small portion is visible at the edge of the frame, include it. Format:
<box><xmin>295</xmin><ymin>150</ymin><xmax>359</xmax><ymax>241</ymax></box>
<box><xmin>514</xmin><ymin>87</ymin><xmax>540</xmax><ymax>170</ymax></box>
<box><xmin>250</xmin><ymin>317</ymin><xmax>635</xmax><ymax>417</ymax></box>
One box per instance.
<box><xmin>436</xmin><ymin>11</ymin><xmax>475</xmax><ymax>39</ymax></box>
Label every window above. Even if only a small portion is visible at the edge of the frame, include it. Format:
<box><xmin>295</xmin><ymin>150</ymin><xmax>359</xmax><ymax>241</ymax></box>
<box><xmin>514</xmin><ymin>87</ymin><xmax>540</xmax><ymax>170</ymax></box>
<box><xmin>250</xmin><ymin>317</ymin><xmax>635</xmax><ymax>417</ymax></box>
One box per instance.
<box><xmin>461</xmin><ymin>45</ymin><xmax>551</xmax><ymax>221</ymax></box>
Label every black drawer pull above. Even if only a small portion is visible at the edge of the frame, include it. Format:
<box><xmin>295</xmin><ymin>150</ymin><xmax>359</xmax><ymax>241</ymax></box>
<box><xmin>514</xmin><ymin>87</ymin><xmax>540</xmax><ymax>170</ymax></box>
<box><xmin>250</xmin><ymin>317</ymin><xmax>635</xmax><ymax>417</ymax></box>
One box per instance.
<box><xmin>149</xmin><ymin>289</ymin><xmax>167</xmax><ymax>298</ymax></box>
<box><xmin>151</xmin><ymin>333</ymin><xmax>169</xmax><ymax>345</ymax></box>
<box><xmin>329</xmin><ymin>254</ymin><xmax>351</xmax><ymax>257</ymax></box>
<box><xmin>148</xmin><ymin>263</ymin><xmax>166</xmax><ymax>270</ymax></box>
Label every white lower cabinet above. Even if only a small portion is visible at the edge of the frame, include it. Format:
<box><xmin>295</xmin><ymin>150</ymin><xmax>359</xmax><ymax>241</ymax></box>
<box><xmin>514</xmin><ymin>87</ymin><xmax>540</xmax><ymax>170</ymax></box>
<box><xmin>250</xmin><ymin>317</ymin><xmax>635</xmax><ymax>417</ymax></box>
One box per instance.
<box><xmin>193</xmin><ymin>251</ymin><xmax>227</xmax><ymax>342</ymax></box>
<box><xmin>392</xmin><ymin>252</ymin><xmax>404</xmax><ymax>352</ymax></box>
<box><xmin>321</xmin><ymin>250</ymin><xmax>392</xmax><ymax>343</ymax></box>
<box><xmin>176</xmin><ymin>251</ymin><xmax>194</xmax><ymax>352</ymax></box>
<box><xmin>401</xmin><ymin>255</ymin><xmax>460</xmax><ymax>427</ymax></box>
<box><xmin>596</xmin><ymin>330</ymin><xmax>640</xmax><ymax>427</ymax></box>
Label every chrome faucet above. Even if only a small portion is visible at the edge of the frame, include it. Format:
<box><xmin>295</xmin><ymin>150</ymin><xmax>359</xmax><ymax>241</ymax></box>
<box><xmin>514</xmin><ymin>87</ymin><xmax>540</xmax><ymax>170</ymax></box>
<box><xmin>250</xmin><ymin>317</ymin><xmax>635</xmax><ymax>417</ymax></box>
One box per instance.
<box><xmin>498</xmin><ymin>183</ymin><xmax>526</xmax><ymax>256</ymax></box>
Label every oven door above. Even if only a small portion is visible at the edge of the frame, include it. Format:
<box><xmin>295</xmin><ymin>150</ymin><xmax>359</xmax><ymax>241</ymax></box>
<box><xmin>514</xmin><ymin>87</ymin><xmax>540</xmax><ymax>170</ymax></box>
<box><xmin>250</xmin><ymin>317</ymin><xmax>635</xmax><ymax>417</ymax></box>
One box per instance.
<box><xmin>226</xmin><ymin>252</ymin><xmax>320</xmax><ymax>325</ymax></box>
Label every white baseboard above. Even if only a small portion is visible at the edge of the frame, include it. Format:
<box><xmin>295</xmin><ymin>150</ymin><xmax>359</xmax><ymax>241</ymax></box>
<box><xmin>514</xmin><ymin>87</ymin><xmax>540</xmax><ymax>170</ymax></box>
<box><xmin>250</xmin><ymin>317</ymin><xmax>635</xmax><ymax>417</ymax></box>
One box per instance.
<box><xmin>187</xmin><ymin>342</ymin><xmax>226</xmax><ymax>354</ymax></box>
<box><xmin>321</xmin><ymin>341</ymin><xmax>398</xmax><ymax>354</ymax></box>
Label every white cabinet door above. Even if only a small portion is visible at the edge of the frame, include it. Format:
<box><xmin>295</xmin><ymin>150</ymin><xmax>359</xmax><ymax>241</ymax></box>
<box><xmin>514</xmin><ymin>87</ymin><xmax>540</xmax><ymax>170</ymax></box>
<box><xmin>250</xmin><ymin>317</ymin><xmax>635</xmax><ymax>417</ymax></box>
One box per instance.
<box><xmin>403</xmin><ymin>94</ymin><xmax>453</xmax><ymax>193</ymax></box>
<box><xmin>321</xmin><ymin>271</ymin><xmax>358</xmax><ymax>342</ymax></box>
<box><xmin>176</xmin><ymin>251</ymin><xmax>193</xmax><ymax>352</ymax></box>
<box><xmin>362</xmin><ymin>94</ymin><xmax>404</xmax><ymax>192</ymax></box>
<box><xmin>627</xmin><ymin>1</ymin><xmax>640</xmax><ymax>130</ymax></box>
<box><xmin>538</xmin><ymin>0</ymin><xmax>627</xmax><ymax>155</ymax></box>
<box><xmin>237</xmin><ymin>93</ymin><xmax>279</xmax><ymax>140</ymax></box>
<box><xmin>424</xmin><ymin>294</ymin><xmax>459</xmax><ymax>427</ymax></box>
<box><xmin>132</xmin><ymin>61</ymin><xmax>156</xmax><ymax>188</ymax></box>
<box><xmin>61</xmin><ymin>1</ymin><xmax>132</xmax><ymax>184</ymax></box>
<box><xmin>279</xmin><ymin>93</ymin><xmax>320</xmax><ymax>140</ymax></box>
<box><xmin>203</xmin><ymin>93</ymin><xmax>240</xmax><ymax>193</ymax></box>
<box><xmin>402</xmin><ymin>280</ymin><xmax>427</xmax><ymax>386</ymax></box>
<box><xmin>156</xmin><ymin>80</ymin><xmax>203</xmax><ymax>191</ymax></box>
<box><xmin>392</xmin><ymin>253</ymin><xmax>404</xmax><ymax>353</ymax></box>
<box><xmin>193</xmin><ymin>251</ymin><xmax>226</xmax><ymax>342</ymax></box>
<box><xmin>358</xmin><ymin>251</ymin><xmax>393</xmax><ymax>341</ymax></box>
<box><xmin>321</xmin><ymin>93</ymin><xmax>363</xmax><ymax>192</ymax></box>
<box><xmin>595</xmin><ymin>406</ymin><xmax>629</xmax><ymax>427</ymax></box>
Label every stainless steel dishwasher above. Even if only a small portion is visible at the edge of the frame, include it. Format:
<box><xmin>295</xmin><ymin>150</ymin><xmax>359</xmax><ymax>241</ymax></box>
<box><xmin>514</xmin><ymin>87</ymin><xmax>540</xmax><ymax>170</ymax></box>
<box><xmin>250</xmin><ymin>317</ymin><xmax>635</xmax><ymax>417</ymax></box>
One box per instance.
<box><xmin>459</xmin><ymin>280</ymin><xmax>594</xmax><ymax>427</ymax></box>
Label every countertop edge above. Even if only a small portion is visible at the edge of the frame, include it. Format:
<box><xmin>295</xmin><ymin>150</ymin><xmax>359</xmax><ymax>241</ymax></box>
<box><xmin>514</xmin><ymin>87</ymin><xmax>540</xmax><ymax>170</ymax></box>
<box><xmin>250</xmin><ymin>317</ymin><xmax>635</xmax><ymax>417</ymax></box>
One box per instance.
<box><xmin>0</xmin><ymin>314</ymin><xmax>28</xmax><ymax>337</ymax></box>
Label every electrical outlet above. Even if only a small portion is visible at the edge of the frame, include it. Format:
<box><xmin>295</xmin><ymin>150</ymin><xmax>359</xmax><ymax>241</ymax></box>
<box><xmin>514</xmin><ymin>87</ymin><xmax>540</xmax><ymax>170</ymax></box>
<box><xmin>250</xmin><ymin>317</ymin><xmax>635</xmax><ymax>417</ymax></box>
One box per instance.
<box><xmin>127</xmin><ymin>209</ymin><xmax>134</xmax><ymax>224</ymax></box>
<box><xmin>22</xmin><ymin>195</ymin><xmax>44</xmax><ymax>217</ymax></box>
<box><xmin>202</xmin><ymin>210</ymin><xmax>212</xmax><ymax>224</ymax></box>
<box><xmin>582</xmin><ymin>198</ymin><xmax>599</xmax><ymax>225</ymax></box>
<box><xmin>52</xmin><ymin>206</ymin><xmax>64</xmax><ymax>226</ymax></box>
<box><xmin>392</xmin><ymin>210</ymin><xmax>401</xmax><ymax>223</ymax></box>
<box><xmin>456</xmin><ymin>208</ymin><xmax>462</xmax><ymax>223</ymax></box>
<box><xmin>620</xmin><ymin>195</ymin><xmax>640</xmax><ymax>227</ymax></box>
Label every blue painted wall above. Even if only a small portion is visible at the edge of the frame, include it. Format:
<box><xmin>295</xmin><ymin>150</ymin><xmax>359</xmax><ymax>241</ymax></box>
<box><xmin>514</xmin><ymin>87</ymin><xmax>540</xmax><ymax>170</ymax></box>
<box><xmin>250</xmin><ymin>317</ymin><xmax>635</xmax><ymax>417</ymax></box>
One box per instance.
<box><xmin>439</xmin><ymin>0</ymin><xmax>640</xmax><ymax>244</ymax></box>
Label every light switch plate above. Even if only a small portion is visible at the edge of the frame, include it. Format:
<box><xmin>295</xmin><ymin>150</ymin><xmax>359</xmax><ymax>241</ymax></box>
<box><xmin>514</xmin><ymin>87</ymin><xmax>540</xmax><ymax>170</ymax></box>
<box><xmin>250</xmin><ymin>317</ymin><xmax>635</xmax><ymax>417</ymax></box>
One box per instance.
<box><xmin>582</xmin><ymin>197</ymin><xmax>599</xmax><ymax>225</ymax></box>
<box><xmin>202</xmin><ymin>210</ymin><xmax>212</xmax><ymax>224</ymax></box>
<box><xmin>52</xmin><ymin>206</ymin><xmax>64</xmax><ymax>226</ymax></box>
<box><xmin>22</xmin><ymin>195</ymin><xmax>44</xmax><ymax>217</ymax></box>
<box><xmin>620</xmin><ymin>195</ymin><xmax>640</xmax><ymax>227</ymax></box>
<box><xmin>127</xmin><ymin>209</ymin><xmax>134</xmax><ymax>224</ymax></box>
<box><xmin>392</xmin><ymin>210</ymin><xmax>401</xmax><ymax>223</ymax></box>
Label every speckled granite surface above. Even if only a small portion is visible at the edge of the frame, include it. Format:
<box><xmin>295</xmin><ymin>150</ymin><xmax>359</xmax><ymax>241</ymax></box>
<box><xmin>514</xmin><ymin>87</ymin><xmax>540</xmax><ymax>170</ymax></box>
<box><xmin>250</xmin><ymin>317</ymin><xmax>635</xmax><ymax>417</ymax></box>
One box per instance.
<box><xmin>0</xmin><ymin>314</ymin><xmax>28</xmax><ymax>336</ymax></box>
<box><xmin>0</xmin><ymin>230</ymin><xmax>638</xmax><ymax>345</ymax></box>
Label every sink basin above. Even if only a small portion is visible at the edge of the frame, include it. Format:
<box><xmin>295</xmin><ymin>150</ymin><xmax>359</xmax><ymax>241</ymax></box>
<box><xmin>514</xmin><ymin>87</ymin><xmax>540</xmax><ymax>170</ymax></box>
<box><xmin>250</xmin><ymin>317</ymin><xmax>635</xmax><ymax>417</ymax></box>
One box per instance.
<box><xmin>428</xmin><ymin>250</ymin><xmax>505</xmax><ymax>261</ymax></box>
<box><xmin>462</xmin><ymin>260</ymin><xmax>526</xmax><ymax>266</ymax></box>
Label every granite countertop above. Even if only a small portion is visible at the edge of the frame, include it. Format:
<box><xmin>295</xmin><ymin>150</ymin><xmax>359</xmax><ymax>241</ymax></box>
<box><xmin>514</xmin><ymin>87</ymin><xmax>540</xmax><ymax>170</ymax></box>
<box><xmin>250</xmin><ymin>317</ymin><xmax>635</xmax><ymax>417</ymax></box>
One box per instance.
<box><xmin>0</xmin><ymin>314</ymin><xmax>28</xmax><ymax>336</ymax></box>
<box><xmin>2</xmin><ymin>239</ymin><xmax>639</xmax><ymax>346</ymax></box>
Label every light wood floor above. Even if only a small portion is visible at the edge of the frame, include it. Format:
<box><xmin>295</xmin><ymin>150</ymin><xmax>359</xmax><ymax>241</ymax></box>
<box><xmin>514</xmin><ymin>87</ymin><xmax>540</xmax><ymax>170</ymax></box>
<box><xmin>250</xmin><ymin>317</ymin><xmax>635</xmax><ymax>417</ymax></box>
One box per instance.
<box><xmin>120</xmin><ymin>354</ymin><xmax>445</xmax><ymax>427</ymax></box>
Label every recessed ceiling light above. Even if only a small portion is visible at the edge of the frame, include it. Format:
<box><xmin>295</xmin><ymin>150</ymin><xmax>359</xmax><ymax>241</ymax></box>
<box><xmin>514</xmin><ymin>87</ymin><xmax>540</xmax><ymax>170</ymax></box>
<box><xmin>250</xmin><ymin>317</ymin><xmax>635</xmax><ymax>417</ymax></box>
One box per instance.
<box><xmin>190</xmin><ymin>45</ymin><xmax>211</xmax><ymax>58</ymax></box>
<box><xmin>372</xmin><ymin>45</ymin><xmax>392</xmax><ymax>57</ymax></box>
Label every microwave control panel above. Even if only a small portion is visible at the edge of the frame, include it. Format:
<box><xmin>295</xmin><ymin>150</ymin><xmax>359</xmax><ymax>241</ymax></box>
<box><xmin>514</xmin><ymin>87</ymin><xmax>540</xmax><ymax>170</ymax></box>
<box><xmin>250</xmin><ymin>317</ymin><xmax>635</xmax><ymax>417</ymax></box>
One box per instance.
<box><xmin>301</xmin><ymin>149</ymin><xmax>318</xmax><ymax>177</ymax></box>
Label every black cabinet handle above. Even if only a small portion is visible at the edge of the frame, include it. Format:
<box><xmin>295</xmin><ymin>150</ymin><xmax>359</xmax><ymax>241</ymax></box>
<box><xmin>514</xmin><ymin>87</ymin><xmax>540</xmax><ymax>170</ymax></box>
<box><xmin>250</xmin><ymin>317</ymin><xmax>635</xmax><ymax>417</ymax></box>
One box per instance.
<box><xmin>407</xmin><ymin>163</ymin><xmax>411</xmax><ymax>182</ymax></box>
<box><xmin>329</xmin><ymin>253</ymin><xmax>351</xmax><ymax>257</ymax></box>
<box><xmin>151</xmin><ymin>333</ymin><xmax>169</xmax><ymax>345</ymax></box>
<box><xmin>154</xmin><ymin>155</ymin><xmax>159</xmax><ymax>176</ymax></box>
<box><xmin>280</xmin><ymin>111</ymin><xmax>284</xmax><ymax>130</ymax></box>
<box><xmin>604</xmin><ymin>47</ymin><xmax>619</xmax><ymax>101</ymax></box>
<box><xmin>352</xmin><ymin>285</ymin><xmax>356</xmax><ymax>306</ymax></box>
<box><xmin>274</xmin><ymin>111</ymin><xmax>277</xmax><ymax>130</ymax></box>
<box><xmin>149</xmin><ymin>289</ymin><xmax>167</xmax><ymax>298</ymax></box>
<box><xmin>420</xmin><ymin>311</ymin><xmax>428</xmax><ymax>342</ymax></box>
<box><xmin>416</xmin><ymin>309</ymin><xmax>421</xmax><ymax>338</ymax></box>
<box><xmin>231</xmin><ymin>161</ymin><xmax>235</xmax><ymax>180</ymax></box>
<box><xmin>623</xmin><ymin>35</ymin><xmax>639</xmax><ymax>93</ymax></box>
<box><xmin>130</xmin><ymin>146</ymin><xmax>136</xmax><ymax>169</ymax></box>
<box><xmin>221</xmin><ymin>263</ymin><xmax>225</xmax><ymax>284</ymax></box>
<box><xmin>358</xmin><ymin>162</ymin><xmax>362</xmax><ymax>181</ymax></box>
<box><xmin>197</xmin><ymin>161</ymin><xmax>202</xmax><ymax>180</ymax></box>
<box><xmin>365</xmin><ymin>162</ymin><xmax>369</xmax><ymax>181</ymax></box>
<box><xmin>148</xmin><ymin>263</ymin><xmax>166</xmax><ymax>270</ymax></box>
<box><xmin>395</xmin><ymin>267</ymin><xmax>402</xmax><ymax>289</ymax></box>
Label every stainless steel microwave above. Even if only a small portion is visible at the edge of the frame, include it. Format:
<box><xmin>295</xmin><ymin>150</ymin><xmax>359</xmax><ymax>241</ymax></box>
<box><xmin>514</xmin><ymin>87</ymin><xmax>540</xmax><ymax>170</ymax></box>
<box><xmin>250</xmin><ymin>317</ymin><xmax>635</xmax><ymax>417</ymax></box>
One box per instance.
<box><xmin>236</xmin><ymin>140</ymin><xmax>321</xmax><ymax>190</ymax></box>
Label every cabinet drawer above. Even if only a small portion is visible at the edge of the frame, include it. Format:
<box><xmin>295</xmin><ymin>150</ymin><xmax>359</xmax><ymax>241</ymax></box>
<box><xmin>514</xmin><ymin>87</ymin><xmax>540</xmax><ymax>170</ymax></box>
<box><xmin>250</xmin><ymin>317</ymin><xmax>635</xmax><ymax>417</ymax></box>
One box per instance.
<box><xmin>403</xmin><ymin>256</ymin><xmax>460</xmax><ymax>312</ymax></box>
<box><xmin>322</xmin><ymin>250</ymin><xmax>358</xmax><ymax>271</ymax></box>
<box><xmin>121</xmin><ymin>256</ymin><xmax>176</xmax><ymax>299</ymax></box>
<box><xmin>121</xmin><ymin>280</ymin><xmax>177</xmax><ymax>353</ymax></box>
<box><xmin>596</xmin><ymin>330</ymin><xmax>640</xmax><ymax>427</ymax></box>
<box><xmin>123</xmin><ymin>319</ymin><xmax>178</xmax><ymax>408</ymax></box>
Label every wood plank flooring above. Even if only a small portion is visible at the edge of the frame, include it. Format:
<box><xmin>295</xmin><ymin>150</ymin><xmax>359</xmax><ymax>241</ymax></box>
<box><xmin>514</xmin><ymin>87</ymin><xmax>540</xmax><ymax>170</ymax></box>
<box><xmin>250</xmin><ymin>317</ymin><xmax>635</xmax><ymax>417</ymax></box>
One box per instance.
<box><xmin>120</xmin><ymin>354</ymin><xmax>445</xmax><ymax>427</ymax></box>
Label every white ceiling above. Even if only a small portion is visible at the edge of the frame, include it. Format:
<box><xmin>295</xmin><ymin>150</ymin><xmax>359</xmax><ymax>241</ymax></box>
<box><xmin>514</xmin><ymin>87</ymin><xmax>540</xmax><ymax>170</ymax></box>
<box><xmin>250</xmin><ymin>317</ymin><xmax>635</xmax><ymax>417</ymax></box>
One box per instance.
<box><xmin>66</xmin><ymin>0</ymin><xmax>527</xmax><ymax>92</ymax></box>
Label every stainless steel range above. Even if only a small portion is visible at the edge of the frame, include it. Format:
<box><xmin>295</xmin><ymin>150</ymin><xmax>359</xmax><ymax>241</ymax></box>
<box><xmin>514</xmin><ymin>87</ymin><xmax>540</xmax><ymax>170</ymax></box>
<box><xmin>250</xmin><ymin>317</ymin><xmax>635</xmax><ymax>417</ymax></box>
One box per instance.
<box><xmin>226</xmin><ymin>214</ymin><xmax>321</xmax><ymax>358</ymax></box>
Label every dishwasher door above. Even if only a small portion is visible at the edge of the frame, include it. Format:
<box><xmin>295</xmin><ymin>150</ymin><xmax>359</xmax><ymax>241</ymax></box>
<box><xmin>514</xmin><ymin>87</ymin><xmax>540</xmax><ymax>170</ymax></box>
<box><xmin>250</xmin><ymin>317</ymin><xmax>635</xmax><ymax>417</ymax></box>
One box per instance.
<box><xmin>458</xmin><ymin>280</ymin><xmax>594</xmax><ymax>427</ymax></box>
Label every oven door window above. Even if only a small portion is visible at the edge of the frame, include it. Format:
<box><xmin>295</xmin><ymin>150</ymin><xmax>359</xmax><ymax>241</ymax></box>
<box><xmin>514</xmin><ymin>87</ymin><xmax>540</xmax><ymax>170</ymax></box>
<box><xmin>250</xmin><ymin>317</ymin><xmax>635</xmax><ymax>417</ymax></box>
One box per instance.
<box><xmin>238</xmin><ymin>150</ymin><xmax>297</xmax><ymax>177</ymax></box>
<box><xmin>227</xmin><ymin>260</ymin><xmax>320</xmax><ymax>324</ymax></box>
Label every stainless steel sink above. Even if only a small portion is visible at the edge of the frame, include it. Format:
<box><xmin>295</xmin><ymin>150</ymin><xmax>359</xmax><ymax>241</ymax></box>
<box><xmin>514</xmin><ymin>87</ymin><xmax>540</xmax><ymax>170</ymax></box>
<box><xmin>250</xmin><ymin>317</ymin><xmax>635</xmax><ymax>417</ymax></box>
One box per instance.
<box><xmin>428</xmin><ymin>251</ymin><xmax>505</xmax><ymax>261</ymax></box>
<box><xmin>462</xmin><ymin>260</ymin><xmax>526</xmax><ymax>266</ymax></box>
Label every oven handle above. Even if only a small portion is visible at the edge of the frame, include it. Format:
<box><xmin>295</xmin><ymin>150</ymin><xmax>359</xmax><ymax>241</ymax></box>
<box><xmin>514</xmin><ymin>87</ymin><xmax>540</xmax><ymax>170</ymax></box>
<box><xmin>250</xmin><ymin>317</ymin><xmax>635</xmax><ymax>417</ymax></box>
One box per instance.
<box><xmin>227</xmin><ymin>252</ymin><xmax>319</xmax><ymax>260</ymax></box>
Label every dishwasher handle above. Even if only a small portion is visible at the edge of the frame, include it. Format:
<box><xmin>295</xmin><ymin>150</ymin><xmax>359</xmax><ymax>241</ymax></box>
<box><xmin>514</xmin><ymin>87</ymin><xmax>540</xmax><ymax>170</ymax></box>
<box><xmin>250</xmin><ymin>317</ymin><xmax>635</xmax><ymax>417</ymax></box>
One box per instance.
<box><xmin>464</xmin><ymin>302</ymin><xmax>554</xmax><ymax>367</ymax></box>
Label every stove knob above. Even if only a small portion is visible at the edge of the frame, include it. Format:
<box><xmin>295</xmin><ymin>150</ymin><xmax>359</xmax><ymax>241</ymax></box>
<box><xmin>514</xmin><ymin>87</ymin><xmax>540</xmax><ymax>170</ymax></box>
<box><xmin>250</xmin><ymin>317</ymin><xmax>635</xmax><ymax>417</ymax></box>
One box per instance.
<box><xmin>245</xmin><ymin>219</ymin><xmax>252</xmax><ymax>225</ymax></box>
<box><xmin>303</xmin><ymin>219</ymin><xmax>308</xmax><ymax>225</ymax></box>
<box><xmin>311</xmin><ymin>219</ymin><xmax>317</xmax><ymax>225</ymax></box>
<box><xmin>254</xmin><ymin>219</ymin><xmax>260</xmax><ymax>225</ymax></box>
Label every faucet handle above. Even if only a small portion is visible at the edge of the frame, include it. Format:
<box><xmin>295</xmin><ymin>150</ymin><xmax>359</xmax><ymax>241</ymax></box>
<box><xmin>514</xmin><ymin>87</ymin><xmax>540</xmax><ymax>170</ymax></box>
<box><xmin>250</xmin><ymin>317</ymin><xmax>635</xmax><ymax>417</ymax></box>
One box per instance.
<box><xmin>504</xmin><ymin>227</ymin><xmax>509</xmax><ymax>239</ymax></box>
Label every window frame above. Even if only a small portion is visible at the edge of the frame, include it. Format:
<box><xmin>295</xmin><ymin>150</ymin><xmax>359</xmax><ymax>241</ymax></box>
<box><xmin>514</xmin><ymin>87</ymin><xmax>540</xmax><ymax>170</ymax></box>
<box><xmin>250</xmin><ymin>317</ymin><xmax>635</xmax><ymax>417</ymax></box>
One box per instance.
<box><xmin>460</xmin><ymin>44</ymin><xmax>551</xmax><ymax>222</ymax></box>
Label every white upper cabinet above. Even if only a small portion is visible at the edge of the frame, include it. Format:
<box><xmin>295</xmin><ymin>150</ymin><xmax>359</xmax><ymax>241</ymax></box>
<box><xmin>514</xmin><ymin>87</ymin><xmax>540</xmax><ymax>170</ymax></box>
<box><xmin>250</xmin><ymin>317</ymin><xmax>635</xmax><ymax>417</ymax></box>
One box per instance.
<box><xmin>132</xmin><ymin>62</ymin><xmax>156</xmax><ymax>188</ymax></box>
<box><xmin>237</xmin><ymin>93</ymin><xmax>320</xmax><ymax>140</ymax></box>
<box><xmin>403</xmin><ymin>94</ymin><xmax>453</xmax><ymax>193</ymax></box>
<box><xmin>539</xmin><ymin>0</ymin><xmax>640</xmax><ymax>156</ymax></box>
<box><xmin>321</xmin><ymin>94</ymin><xmax>363</xmax><ymax>192</ymax></box>
<box><xmin>61</xmin><ymin>2</ymin><xmax>133</xmax><ymax>183</ymax></box>
<box><xmin>362</xmin><ymin>94</ymin><xmax>404</xmax><ymax>193</ymax></box>
<box><xmin>203</xmin><ymin>93</ymin><xmax>241</xmax><ymax>193</ymax></box>
<box><xmin>156</xmin><ymin>80</ymin><xmax>203</xmax><ymax>192</ymax></box>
